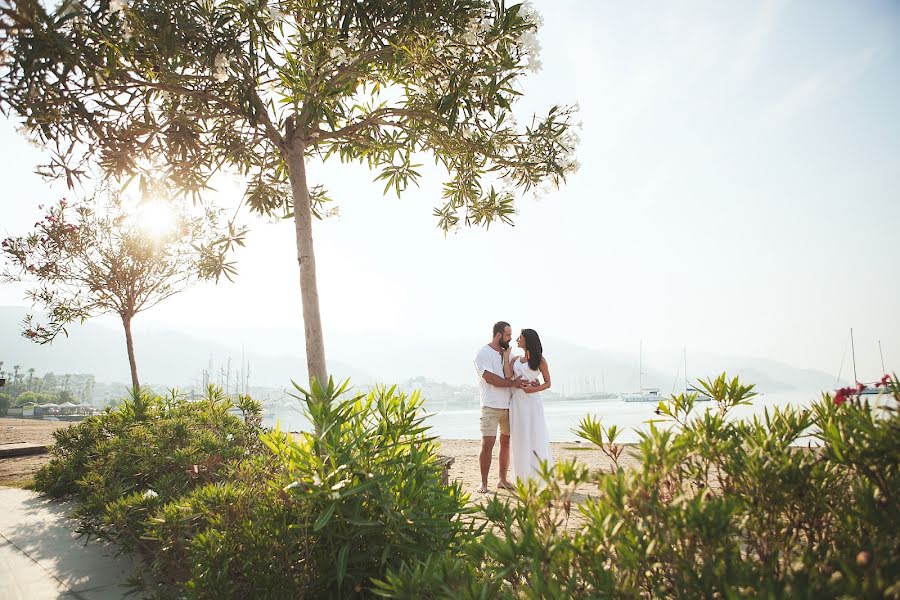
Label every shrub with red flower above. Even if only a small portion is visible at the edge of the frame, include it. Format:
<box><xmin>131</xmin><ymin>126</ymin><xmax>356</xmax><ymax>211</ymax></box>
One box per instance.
<box><xmin>833</xmin><ymin>387</ymin><xmax>856</xmax><ymax>406</ymax></box>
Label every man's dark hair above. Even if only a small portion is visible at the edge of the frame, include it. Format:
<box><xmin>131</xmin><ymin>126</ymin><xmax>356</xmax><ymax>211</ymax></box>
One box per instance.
<box><xmin>493</xmin><ymin>321</ymin><xmax>510</xmax><ymax>337</ymax></box>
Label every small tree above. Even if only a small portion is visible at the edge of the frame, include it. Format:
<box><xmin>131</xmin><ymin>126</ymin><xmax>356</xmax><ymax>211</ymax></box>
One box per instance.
<box><xmin>56</xmin><ymin>389</ymin><xmax>76</xmax><ymax>404</ymax></box>
<box><xmin>1</xmin><ymin>194</ymin><xmax>239</xmax><ymax>394</ymax></box>
<box><xmin>1</xmin><ymin>0</ymin><xmax>580</xmax><ymax>385</ymax></box>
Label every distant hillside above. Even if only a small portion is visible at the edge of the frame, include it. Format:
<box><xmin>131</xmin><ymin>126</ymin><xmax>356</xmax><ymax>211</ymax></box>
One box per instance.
<box><xmin>0</xmin><ymin>306</ymin><xmax>371</xmax><ymax>387</ymax></box>
<box><xmin>1</xmin><ymin>305</ymin><xmax>842</xmax><ymax>393</ymax></box>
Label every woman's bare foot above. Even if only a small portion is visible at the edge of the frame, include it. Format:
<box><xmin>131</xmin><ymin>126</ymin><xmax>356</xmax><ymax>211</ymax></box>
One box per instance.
<box><xmin>497</xmin><ymin>480</ymin><xmax>515</xmax><ymax>490</ymax></box>
<box><xmin>477</xmin><ymin>484</ymin><xmax>489</xmax><ymax>493</ymax></box>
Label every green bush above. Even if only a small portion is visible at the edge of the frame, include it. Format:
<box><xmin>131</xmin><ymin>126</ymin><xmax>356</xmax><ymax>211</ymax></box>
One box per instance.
<box><xmin>14</xmin><ymin>390</ymin><xmax>56</xmax><ymax>405</ymax></box>
<box><xmin>0</xmin><ymin>391</ymin><xmax>10</xmax><ymax>414</ymax></box>
<box><xmin>35</xmin><ymin>386</ymin><xmax>267</xmax><ymax>551</ymax></box>
<box><xmin>258</xmin><ymin>379</ymin><xmax>476</xmax><ymax>598</ymax></box>
<box><xmin>35</xmin><ymin>380</ymin><xmax>473</xmax><ymax>598</ymax></box>
<box><xmin>376</xmin><ymin>374</ymin><xmax>900</xmax><ymax>599</ymax></box>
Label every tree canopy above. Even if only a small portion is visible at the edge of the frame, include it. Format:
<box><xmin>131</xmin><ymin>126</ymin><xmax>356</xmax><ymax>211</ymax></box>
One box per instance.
<box><xmin>1</xmin><ymin>0</ymin><xmax>580</xmax><ymax>383</ymax></box>
<box><xmin>1</xmin><ymin>192</ymin><xmax>238</xmax><ymax>391</ymax></box>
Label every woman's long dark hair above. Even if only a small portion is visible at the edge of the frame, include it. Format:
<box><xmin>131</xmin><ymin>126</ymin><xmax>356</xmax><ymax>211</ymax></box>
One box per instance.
<box><xmin>521</xmin><ymin>329</ymin><xmax>543</xmax><ymax>371</ymax></box>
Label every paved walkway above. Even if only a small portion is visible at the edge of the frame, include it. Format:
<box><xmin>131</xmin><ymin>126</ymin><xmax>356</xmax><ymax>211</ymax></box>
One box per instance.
<box><xmin>0</xmin><ymin>486</ymin><xmax>143</xmax><ymax>599</ymax></box>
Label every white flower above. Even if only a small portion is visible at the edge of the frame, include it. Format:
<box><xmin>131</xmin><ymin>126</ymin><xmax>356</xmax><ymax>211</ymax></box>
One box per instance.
<box><xmin>560</xmin><ymin>156</ymin><xmax>580</xmax><ymax>173</ymax></box>
<box><xmin>521</xmin><ymin>0</ymin><xmax>544</xmax><ymax>28</ymax></box>
<box><xmin>312</xmin><ymin>474</ymin><xmax>322</xmax><ymax>486</ymax></box>
<box><xmin>330</xmin><ymin>491</ymin><xmax>340</xmax><ymax>500</ymax></box>
<box><xmin>143</xmin><ymin>489</ymin><xmax>158</xmax><ymax>499</ymax></box>
<box><xmin>213</xmin><ymin>53</ymin><xmax>229</xmax><ymax>82</ymax></box>
<box><xmin>329</xmin><ymin>46</ymin><xmax>349</xmax><ymax>66</ymax></box>
<box><xmin>108</xmin><ymin>0</ymin><xmax>127</xmax><ymax>17</ymax></box>
<box><xmin>560</xmin><ymin>129</ymin><xmax>580</xmax><ymax>150</ymax></box>
<box><xmin>346</xmin><ymin>32</ymin><xmax>359</xmax><ymax>49</ymax></box>
<box><xmin>268</xmin><ymin>5</ymin><xmax>284</xmax><ymax>21</ymax></box>
<box><xmin>518</xmin><ymin>30</ymin><xmax>543</xmax><ymax>73</ymax></box>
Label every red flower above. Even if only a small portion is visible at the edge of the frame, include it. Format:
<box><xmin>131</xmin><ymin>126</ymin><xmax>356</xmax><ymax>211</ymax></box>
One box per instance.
<box><xmin>876</xmin><ymin>374</ymin><xmax>891</xmax><ymax>388</ymax></box>
<box><xmin>834</xmin><ymin>386</ymin><xmax>855</xmax><ymax>406</ymax></box>
<box><xmin>857</xmin><ymin>382</ymin><xmax>867</xmax><ymax>393</ymax></box>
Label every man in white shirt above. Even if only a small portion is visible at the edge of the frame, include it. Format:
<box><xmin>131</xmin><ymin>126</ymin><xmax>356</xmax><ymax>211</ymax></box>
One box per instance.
<box><xmin>474</xmin><ymin>320</ymin><xmax>528</xmax><ymax>493</ymax></box>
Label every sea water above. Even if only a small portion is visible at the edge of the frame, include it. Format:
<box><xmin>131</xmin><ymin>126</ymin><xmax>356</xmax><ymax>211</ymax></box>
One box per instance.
<box><xmin>262</xmin><ymin>390</ymin><xmax>866</xmax><ymax>444</ymax></box>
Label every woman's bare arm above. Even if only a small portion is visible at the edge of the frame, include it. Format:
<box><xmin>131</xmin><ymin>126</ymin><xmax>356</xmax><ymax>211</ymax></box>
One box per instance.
<box><xmin>525</xmin><ymin>357</ymin><xmax>552</xmax><ymax>393</ymax></box>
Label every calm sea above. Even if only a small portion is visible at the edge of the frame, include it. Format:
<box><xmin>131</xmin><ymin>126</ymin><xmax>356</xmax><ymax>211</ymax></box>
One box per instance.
<box><xmin>261</xmin><ymin>390</ymin><xmax>873</xmax><ymax>444</ymax></box>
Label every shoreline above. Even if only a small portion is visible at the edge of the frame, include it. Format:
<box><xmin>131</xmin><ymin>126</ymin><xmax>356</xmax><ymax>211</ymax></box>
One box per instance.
<box><xmin>1</xmin><ymin>418</ymin><xmax>638</xmax><ymax>493</ymax></box>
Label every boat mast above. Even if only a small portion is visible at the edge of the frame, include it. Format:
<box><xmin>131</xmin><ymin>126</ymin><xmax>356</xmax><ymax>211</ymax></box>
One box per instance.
<box><xmin>879</xmin><ymin>340</ymin><xmax>886</xmax><ymax>374</ymax></box>
<box><xmin>850</xmin><ymin>328</ymin><xmax>858</xmax><ymax>384</ymax></box>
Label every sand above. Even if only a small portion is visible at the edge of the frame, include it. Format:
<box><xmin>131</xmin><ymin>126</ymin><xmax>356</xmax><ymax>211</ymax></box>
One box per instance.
<box><xmin>0</xmin><ymin>418</ymin><xmax>71</xmax><ymax>486</ymax></box>
<box><xmin>437</xmin><ymin>438</ymin><xmax>642</xmax><ymax>504</ymax></box>
<box><xmin>0</xmin><ymin>417</ymin><xmax>641</xmax><ymax>503</ymax></box>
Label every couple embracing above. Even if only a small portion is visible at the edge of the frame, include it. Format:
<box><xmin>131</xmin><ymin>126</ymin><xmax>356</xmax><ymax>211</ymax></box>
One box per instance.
<box><xmin>474</xmin><ymin>321</ymin><xmax>552</xmax><ymax>494</ymax></box>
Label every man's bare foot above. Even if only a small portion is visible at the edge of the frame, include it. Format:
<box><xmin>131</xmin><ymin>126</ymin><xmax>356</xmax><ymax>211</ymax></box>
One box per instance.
<box><xmin>497</xmin><ymin>480</ymin><xmax>515</xmax><ymax>490</ymax></box>
<box><xmin>477</xmin><ymin>485</ymin><xmax>489</xmax><ymax>493</ymax></box>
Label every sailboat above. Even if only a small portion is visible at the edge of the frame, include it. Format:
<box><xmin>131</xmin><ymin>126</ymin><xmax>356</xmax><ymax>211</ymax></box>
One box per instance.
<box><xmin>675</xmin><ymin>347</ymin><xmax>712</xmax><ymax>402</ymax></box>
<box><xmin>621</xmin><ymin>340</ymin><xmax>664</xmax><ymax>403</ymax></box>
<box><xmin>836</xmin><ymin>329</ymin><xmax>887</xmax><ymax>396</ymax></box>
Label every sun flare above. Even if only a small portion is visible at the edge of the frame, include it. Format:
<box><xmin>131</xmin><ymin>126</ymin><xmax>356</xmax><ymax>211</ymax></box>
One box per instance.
<box><xmin>135</xmin><ymin>200</ymin><xmax>177</xmax><ymax>238</ymax></box>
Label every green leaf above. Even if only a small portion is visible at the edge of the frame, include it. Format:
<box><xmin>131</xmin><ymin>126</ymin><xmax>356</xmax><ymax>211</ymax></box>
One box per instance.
<box><xmin>336</xmin><ymin>543</ymin><xmax>349</xmax><ymax>588</ymax></box>
<box><xmin>313</xmin><ymin>503</ymin><xmax>336</xmax><ymax>531</ymax></box>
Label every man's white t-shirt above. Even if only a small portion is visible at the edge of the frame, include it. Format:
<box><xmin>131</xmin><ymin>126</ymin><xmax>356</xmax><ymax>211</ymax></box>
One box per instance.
<box><xmin>474</xmin><ymin>344</ymin><xmax>511</xmax><ymax>409</ymax></box>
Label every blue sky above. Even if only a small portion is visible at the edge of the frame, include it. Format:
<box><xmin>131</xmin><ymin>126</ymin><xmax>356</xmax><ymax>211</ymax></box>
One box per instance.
<box><xmin>1</xmin><ymin>0</ymin><xmax>898</xmax><ymax>381</ymax></box>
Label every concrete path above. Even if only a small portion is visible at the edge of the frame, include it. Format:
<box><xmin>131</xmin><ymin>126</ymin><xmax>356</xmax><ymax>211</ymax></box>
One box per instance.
<box><xmin>0</xmin><ymin>486</ymin><xmax>144</xmax><ymax>599</ymax></box>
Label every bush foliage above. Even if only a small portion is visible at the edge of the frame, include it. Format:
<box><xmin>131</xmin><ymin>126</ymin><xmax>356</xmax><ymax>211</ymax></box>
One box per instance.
<box><xmin>376</xmin><ymin>374</ymin><xmax>899</xmax><ymax>599</ymax></box>
<box><xmin>36</xmin><ymin>375</ymin><xmax>898</xmax><ymax>598</ymax></box>
<box><xmin>35</xmin><ymin>380</ymin><xmax>472</xmax><ymax>598</ymax></box>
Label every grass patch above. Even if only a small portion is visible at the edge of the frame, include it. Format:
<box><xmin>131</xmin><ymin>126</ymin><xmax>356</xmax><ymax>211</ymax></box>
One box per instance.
<box><xmin>0</xmin><ymin>476</ymin><xmax>35</xmax><ymax>489</ymax></box>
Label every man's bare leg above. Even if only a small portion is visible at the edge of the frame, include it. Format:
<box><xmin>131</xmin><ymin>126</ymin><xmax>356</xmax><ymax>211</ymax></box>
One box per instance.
<box><xmin>498</xmin><ymin>433</ymin><xmax>513</xmax><ymax>489</ymax></box>
<box><xmin>478</xmin><ymin>436</ymin><xmax>496</xmax><ymax>493</ymax></box>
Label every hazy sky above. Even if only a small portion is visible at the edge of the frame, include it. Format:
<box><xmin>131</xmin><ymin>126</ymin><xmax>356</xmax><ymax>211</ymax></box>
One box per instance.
<box><xmin>1</xmin><ymin>0</ymin><xmax>899</xmax><ymax>381</ymax></box>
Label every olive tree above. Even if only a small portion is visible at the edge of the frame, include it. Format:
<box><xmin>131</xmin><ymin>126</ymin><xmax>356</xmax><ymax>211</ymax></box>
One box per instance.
<box><xmin>0</xmin><ymin>0</ymin><xmax>580</xmax><ymax>384</ymax></box>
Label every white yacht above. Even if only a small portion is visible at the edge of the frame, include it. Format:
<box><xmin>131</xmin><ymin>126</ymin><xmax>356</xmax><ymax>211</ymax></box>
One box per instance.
<box><xmin>620</xmin><ymin>340</ymin><xmax>666</xmax><ymax>402</ymax></box>
<box><xmin>836</xmin><ymin>330</ymin><xmax>891</xmax><ymax>396</ymax></box>
<box><xmin>621</xmin><ymin>387</ymin><xmax>665</xmax><ymax>403</ymax></box>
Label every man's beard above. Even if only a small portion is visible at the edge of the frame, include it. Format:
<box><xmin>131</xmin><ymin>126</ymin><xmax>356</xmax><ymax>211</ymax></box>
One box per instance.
<box><xmin>499</xmin><ymin>339</ymin><xmax>510</xmax><ymax>350</ymax></box>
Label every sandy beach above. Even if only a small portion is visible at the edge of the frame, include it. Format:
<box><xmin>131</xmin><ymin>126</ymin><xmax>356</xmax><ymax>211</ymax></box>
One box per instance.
<box><xmin>0</xmin><ymin>418</ymin><xmax>71</xmax><ymax>486</ymax></box>
<box><xmin>437</xmin><ymin>438</ymin><xmax>641</xmax><ymax>498</ymax></box>
<box><xmin>0</xmin><ymin>418</ymin><xmax>641</xmax><ymax>502</ymax></box>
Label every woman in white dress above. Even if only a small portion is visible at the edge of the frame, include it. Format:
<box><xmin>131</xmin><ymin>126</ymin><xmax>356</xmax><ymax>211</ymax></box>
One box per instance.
<box><xmin>503</xmin><ymin>328</ymin><xmax>552</xmax><ymax>483</ymax></box>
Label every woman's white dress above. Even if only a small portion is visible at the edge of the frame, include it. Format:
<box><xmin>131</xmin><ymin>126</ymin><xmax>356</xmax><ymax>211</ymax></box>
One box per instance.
<box><xmin>509</xmin><ymin>358</ymin><xmax>552</xmax><ymax>482</ymax></box>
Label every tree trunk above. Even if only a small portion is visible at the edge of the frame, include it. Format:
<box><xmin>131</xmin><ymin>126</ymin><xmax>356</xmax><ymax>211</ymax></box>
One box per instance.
<box><xmin>122</xmin><ymin>314</ymin><xmax>141</xmax><ymax>395</ymax></box>
<box><xmin>285</xmin><ymin>142</ymin><xmax>328</xmax><ymax>386</ymax></box>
